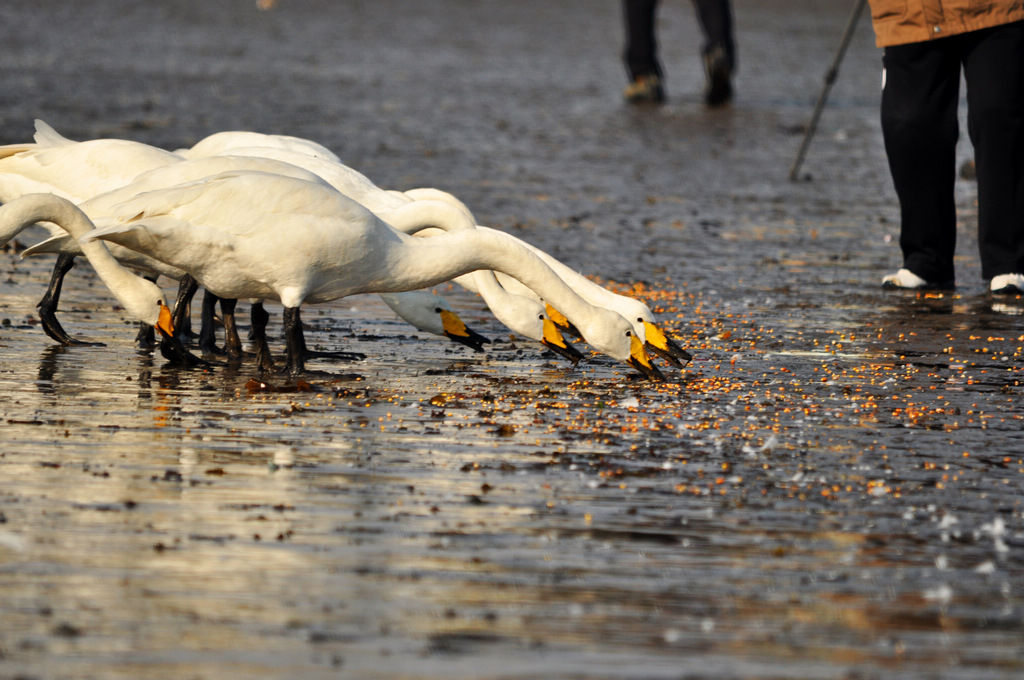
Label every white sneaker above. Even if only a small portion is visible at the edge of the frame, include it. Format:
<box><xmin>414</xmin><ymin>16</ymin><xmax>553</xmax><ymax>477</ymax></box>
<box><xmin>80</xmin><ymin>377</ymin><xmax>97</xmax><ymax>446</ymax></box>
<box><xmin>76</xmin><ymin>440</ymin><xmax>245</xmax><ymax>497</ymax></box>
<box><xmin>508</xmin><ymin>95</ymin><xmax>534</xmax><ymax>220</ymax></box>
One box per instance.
<box><xmin>882</xmin><ymin>268</ymin><xmax>954</xmax><ymax>290</ymax></box>
<box><xmin>990</xmin><ymin>273</ymin><xmax>1024</xmax><ymax>295</ymax></box>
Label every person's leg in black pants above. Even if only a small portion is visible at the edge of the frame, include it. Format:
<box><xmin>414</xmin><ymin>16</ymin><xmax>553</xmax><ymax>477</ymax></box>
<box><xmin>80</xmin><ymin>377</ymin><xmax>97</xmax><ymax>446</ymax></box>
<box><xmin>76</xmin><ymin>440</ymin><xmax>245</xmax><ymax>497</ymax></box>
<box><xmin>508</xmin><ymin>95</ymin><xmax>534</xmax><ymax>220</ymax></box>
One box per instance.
<box><xmin>622</xmin><ymin>0</ymin><xmax>735</xmax><ymax>105</ymax></box>
<box><xmin>693</xmin><ymin>0</ymin><xmax>735</xmax><ymax>69</ymax></box>
<box><xmin>963</xmin><ymin>21</ymin><xmax>1024</xmax><ymax>283</ymax></box>
<box><xmin>881</xmin><ymin>39</ymin><xmax>961</xmax><ymax>285</ymax></box>
<box><xmin>623</xmin><ymin>0</ymin><xmax>662</xmax><ymax>81</ymax></box>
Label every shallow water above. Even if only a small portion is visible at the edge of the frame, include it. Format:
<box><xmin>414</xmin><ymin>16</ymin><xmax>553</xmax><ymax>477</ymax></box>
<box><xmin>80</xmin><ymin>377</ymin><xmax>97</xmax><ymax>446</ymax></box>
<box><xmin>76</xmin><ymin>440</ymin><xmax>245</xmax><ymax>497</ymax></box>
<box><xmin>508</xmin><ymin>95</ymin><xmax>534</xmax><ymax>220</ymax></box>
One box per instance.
<box><xmin>3</xmin><ymin>1</ymin><xmax>1024</xmax><ymax>678</ymax></box>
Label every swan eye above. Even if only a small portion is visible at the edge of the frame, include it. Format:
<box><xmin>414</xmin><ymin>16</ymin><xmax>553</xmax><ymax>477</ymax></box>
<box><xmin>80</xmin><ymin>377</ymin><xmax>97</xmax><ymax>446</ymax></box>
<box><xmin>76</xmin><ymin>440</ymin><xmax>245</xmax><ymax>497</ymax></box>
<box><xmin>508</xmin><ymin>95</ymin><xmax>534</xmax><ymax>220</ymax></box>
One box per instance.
<box><xmin>434</xmin><ymin>307</ymin><xmax>443</xmax><ymax>313</ymax></box>
<box><xmin>625</xmin><ymin>330</ymin><xmax>632</xmax><ymax>337</ymax></box>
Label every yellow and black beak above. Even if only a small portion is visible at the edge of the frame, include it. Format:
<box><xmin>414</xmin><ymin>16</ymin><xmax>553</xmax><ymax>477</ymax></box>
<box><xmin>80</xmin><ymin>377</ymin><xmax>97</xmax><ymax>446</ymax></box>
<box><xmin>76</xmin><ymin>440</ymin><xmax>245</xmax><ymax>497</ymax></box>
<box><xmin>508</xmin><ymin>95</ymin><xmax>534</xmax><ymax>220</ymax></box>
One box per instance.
<box><xmin>545</xmin><ymin>303</ymin><xmax>582</xmax><ymax>339</ymax></box>
<box><xmin>540</xmin><ymin>317</ymin><xmax>585</xmax><ymax>365</ymax></box>
<box><xmin>155</xmin><ymin>302</ymin><xmax>175</xmax><ymax>339</ymax></box>
<box><xmin>627</xmin><ymin>332</ymin><xmax>666</xmax><ymax>381</ymax></box>
<box><xmin>440</xmin><ymin>309</ymin><xmax>490</xmax><ymax>352</ymax></box>
<box><xmin>643</xmin><ymin>321</ymin><xmax>692</xmax><ymax>368</ymax></box>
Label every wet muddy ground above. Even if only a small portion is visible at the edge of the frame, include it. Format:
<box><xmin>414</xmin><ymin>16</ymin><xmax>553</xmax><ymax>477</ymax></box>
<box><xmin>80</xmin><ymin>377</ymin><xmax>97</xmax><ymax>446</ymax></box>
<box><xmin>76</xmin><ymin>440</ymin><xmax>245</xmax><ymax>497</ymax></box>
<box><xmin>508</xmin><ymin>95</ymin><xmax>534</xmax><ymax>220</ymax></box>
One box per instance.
<box><xmin>2</xmin><ymin>1</ymin><xmax>1024</xmax><ymax>678</ymax></box>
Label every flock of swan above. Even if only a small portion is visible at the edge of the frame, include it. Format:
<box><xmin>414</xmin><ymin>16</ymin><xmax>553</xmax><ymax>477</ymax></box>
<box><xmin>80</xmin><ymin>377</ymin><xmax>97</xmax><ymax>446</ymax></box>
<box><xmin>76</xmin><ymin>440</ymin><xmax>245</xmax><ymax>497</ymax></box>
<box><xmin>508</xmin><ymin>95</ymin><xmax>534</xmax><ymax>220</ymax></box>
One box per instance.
<box><xmin>0</xmin><ymin>121</ymin><xmax>691</xmax><ymax>380</ymax></box>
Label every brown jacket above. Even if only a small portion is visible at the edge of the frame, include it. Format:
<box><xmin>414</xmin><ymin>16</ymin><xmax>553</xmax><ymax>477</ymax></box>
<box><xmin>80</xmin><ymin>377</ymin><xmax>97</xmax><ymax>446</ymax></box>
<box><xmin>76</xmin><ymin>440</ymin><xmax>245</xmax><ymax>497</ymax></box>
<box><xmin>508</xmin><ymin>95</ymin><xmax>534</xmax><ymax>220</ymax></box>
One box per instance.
<box><xmin>868</xmin><ymin>0</ymin><xmax>1024</xmax><ymax>46</ymax></box>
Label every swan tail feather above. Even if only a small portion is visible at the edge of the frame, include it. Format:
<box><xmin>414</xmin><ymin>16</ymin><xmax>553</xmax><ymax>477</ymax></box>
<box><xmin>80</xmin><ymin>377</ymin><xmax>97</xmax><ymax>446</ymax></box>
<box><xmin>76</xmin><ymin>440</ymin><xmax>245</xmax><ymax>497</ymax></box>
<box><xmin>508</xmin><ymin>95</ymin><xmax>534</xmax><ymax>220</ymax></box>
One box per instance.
<box><xmin>33</xmin><ymin>120</ymin><xmax>76</xmax><ymax>148</ymax></box>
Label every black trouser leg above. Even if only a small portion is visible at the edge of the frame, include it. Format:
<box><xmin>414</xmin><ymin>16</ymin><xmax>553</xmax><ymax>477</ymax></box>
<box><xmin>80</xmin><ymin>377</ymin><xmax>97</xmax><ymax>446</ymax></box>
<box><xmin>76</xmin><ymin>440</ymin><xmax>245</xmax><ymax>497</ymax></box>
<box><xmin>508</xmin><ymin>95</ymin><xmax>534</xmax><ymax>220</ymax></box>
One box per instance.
<box><xmin>692</xmin><ymin>0</ymin><xmax>735</xmax><ymax>69</ymax></box>
<box><xmin>881</xmin><ymin>40</ymin><xmax>961</xmax><ymax>283</ymax></box>
<box><xmin>623</xmin><ymin>0</ymin><xmax>661</xmax><ymax>79</ymax></box>
<box><xmin>963</xmin><ymin>21</ymin><xmax>1024</xmax><ymax>280</ymax></box>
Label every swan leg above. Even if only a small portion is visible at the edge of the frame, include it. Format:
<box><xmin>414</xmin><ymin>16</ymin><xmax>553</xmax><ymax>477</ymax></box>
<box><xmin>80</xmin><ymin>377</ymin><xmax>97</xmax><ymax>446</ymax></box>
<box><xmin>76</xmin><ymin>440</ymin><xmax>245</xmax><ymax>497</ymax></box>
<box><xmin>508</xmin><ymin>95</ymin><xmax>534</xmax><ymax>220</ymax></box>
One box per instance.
<box><xmin>198</xmin><ymin>289</ymin><xmax>226</xmax><ymax>358</ymax></box>
<box><xmin>282</xmin><ymin>306</ymin><xmax>306</xmax><ymax>376</ymax></box>
<box><xmin>294</xmin><ymin>306</ymin><xmax>365</xmax><ymax>364</ymax></box>
<box><xmin>281</xmin><ymin>307</ymin><xmax>363</xmax><ymax>376</ymax></box>
<box><xmin>171</xmin><ymin>275</ymin><xmax>199</xmax><ymax>345</ymax></box>
<box><xmin>220</xmin><ymin>298</ymin><xmax>243</xmax><ymax>359</ymax></box>
<box><xmin>37</xmin><ymin>252</ymin><xmax>103</xmax><ymax>347</ymax></box>
<box><xmin>251</xmin><ymin>302</ymin><xmax>276</xmax><ymax>373</ymax></box>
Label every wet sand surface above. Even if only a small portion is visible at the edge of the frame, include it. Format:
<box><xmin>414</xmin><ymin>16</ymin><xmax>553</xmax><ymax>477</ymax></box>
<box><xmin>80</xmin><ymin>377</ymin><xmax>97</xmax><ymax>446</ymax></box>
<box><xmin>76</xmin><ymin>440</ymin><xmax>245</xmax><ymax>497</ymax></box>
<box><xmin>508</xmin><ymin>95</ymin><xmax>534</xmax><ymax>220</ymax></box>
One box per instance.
<box><xmin>2</xmin><ymin>1</ymin><xmax>1023</xmax><ymax>678</ymax></box>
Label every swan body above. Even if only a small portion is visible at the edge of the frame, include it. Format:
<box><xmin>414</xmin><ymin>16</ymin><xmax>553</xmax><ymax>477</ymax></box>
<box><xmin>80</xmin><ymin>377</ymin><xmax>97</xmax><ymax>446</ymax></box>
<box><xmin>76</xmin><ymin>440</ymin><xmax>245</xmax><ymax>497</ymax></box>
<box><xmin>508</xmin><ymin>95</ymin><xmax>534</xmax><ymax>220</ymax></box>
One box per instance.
<box><xmin>81</xmin><ymin>171</ymin><xmax>661</xmax><ymax>378</ymax></box>
<box><xmin>0</xmin><ymin>194</ymin><xmax>174</xmax><ymax>337</ymax></box>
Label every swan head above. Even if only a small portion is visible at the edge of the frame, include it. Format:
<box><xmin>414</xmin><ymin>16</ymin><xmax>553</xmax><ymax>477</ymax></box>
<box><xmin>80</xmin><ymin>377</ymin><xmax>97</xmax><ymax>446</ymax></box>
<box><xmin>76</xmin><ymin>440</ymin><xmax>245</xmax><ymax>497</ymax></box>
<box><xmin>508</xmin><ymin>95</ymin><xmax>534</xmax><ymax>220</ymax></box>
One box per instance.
<box><xmin>540</xmin><ymin>315</ymin><xmax>585</xmax><ymax>364</ymax></box>
<box><xmin>378</xmin><ymin>291</ymin><xmax>490</xmax><ymax>351</ymax></box>
<box><xmin>581</xmin><ymin>313</ymin><xmax>664</xmax><ymax>381</ymax></box>
<box><xmin>612</xmin><ymin>299</ymin><xmax>693</xmax><ymax>369</ymax></box>
<box><xmin>642</xmin><ymin>320</ymin><xmax>692</xmax><ymax>368</ymax></box>
<box><xmin>438</xmin><ymin>307</ymin><xmax>490</xmax><ymax>352</ymax></box>
<box><xmin>126</xmin><ymin>280</ymin><xmax>174</xmax><ymax>338</ymax></box>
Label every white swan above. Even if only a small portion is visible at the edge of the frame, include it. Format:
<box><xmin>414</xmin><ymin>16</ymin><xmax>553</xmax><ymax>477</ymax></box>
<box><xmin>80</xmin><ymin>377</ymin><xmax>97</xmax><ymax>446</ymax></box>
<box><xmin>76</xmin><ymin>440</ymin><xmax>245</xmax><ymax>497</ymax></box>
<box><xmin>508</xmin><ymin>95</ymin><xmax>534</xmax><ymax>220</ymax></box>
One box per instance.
<box><xmin>80</xmin><ymin>171</ymin><xmax>662</xmax><ymax>379</ymax></box>
<box><xmin>198</xmin><ymin>145</ymin><xmax>585</xmax><ymax>361</ymax></box>
<box><xmin>0</xmin><ymin>193</ymin><xmax>174</xmax><ymax>341</ymax></box>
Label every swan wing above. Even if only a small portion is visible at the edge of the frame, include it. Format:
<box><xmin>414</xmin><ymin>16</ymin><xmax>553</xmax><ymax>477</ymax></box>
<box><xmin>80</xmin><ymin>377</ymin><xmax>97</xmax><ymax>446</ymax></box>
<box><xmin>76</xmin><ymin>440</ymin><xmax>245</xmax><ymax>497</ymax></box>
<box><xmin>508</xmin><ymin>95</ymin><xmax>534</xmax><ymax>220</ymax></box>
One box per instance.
<box><xmin>211</xmin><ymin>146</ymin><xmax>402</xmax><ymax>212</ymax></box>
<box><xmin>0</xmin><ymin>143</ymin><xmax>38</xmax><ymax>161</ymax></box>
<box><xmin>0</xmin><ymin>139</ymin><xmax>181</xmax><ymax>201</ymax></box>
<box><xmin>20</xmin><ymin>233</ymin><xmax>72</xmax><ymax>256</ymax></box>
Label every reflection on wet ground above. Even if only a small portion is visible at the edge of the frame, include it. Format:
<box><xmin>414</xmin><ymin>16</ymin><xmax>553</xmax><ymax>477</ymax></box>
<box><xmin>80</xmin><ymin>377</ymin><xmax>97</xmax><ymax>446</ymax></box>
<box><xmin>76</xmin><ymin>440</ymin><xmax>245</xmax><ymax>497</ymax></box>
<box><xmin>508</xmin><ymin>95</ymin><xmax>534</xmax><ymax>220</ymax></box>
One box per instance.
<box><xmin>2</xmin><ymin>0</ymin><xmax>1024</xmax><ymax>678</ymax></box>
<box><xmin>3</xmin><ymin>260</ymin><xmax>1022</xmax><ymax>679</ymax></box>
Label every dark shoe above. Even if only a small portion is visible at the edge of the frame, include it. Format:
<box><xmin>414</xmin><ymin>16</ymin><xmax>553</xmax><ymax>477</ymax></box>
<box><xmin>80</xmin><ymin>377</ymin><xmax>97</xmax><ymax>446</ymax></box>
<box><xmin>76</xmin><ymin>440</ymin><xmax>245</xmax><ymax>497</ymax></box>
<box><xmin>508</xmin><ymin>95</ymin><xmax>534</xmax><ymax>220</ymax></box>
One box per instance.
<box><xmin>624</xmin><ymin>75</ymin><xmax>665</xmax><ymax>104</ymax></box>
<box><xmin>703</xmin><ymin>46</ymin><xmax>732</xmax><ymax>107</ymax></box>
<box><xmin>881</xmin><ymin>268</ymin><xmax>955</xmax><ymax>291</ymax></box>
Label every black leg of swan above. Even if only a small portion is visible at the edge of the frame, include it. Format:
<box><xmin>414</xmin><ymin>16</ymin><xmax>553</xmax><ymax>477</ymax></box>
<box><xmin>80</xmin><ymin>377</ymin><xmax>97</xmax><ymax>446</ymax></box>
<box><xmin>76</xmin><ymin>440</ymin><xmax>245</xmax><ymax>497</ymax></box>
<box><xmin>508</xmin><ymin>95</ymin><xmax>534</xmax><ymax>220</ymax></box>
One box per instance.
<box><xmin>37</xmin><ymin>252</ymin><xmax>104</xmax><ymax>347</ymax></box>
<box><xmin>220</xmin><ymin>297</ymin><xmax>243</xmax><ymax>359</ymax></box>
<box><xmin>251</xmin><ymin>302</ymin><xmax>276</xmax><ymax>373</ymax></box>
<box><xmin>281</xmin><ymin>307</ymin><xmax>364</xmax><ymax>377</ymax></box>
<box><xmin>171</xmin><ymin>274</ymin><xmax>198</xmax><ymax>343</ymax></box>
<box><xmin>292</xmin><ymin>307</ymin><xmax>365</xmax><ymax>364</ymax></box>
<box><xmin>198</xmin><ymin>289</ymin><xmax>226</xmax><ymax>358</ymax></box>
<box><xmin>282</xmin><ymin>306</ymin><xmax>306</xmax><ymax>376</ymax></box>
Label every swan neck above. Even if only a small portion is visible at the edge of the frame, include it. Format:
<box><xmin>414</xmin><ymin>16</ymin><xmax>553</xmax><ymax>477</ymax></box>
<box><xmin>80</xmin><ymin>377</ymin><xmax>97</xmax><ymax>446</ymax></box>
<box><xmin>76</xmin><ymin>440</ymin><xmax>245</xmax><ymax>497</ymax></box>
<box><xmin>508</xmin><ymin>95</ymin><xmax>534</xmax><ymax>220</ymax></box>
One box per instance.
<box><xmin>396</xmin><ymin>229</ymin><xmax>601</xmax><ymax>329</ymax></box>
<box><xmin>3</xmin><ymin>194</ymin><xmax>145</xmax><ymax>300</ymax></box>
<box><xmin>384</xmin><ymin>200</ymin><xmax>475</xmax><ymax>235</ymax></box>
